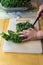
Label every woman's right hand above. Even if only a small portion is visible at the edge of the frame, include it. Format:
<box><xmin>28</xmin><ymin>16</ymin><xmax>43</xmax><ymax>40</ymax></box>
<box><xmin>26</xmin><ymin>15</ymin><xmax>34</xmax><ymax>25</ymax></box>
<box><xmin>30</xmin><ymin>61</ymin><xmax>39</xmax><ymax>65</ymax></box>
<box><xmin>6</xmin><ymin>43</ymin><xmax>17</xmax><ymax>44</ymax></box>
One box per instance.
<box><xmin>37</xmin><ymin>4</ymin><xmax>43</xmax><ymax>17</ymax></box>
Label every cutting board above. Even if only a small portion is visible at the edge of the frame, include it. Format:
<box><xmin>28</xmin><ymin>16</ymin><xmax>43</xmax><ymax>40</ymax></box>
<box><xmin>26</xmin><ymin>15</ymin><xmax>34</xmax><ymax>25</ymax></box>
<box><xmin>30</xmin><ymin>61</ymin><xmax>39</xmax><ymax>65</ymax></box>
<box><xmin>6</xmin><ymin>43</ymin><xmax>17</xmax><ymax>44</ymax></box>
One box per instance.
<box><xmin>3</xmin><ymin>17</ymin><xmax>42</xmax><ymax>53</ymax></box>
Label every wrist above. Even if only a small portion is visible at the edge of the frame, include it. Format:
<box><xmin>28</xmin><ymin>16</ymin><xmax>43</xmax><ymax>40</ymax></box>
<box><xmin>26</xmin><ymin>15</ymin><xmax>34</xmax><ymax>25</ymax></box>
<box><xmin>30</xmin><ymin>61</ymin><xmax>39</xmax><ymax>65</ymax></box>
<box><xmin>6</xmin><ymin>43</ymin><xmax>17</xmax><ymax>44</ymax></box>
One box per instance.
<box><xmin>37</xmin><ymin>30</ymin><xmax>43</xmax><ymax>39</ymax></box>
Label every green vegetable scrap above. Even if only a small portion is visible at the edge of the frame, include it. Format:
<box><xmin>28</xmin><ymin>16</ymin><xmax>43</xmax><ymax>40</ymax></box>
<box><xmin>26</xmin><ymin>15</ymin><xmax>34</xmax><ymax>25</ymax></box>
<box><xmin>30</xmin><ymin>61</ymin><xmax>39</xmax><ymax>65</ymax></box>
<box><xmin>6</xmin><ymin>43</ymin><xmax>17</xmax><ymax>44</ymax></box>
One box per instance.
<box><xmin>16</xmin><ymin>22</ymin><xmax>34</xmax><ymax>32</ymax></box>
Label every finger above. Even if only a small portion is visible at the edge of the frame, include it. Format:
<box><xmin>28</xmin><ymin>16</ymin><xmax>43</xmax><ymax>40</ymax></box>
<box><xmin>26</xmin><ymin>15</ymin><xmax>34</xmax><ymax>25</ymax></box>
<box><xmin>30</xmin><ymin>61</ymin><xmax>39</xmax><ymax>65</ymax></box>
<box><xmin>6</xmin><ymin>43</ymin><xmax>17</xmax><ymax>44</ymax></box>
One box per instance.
<box><xmin>37</xmin><ymin>8</ymin><xmax>42</xmax><ymax>17</ymax></box>
<box><xmin>29</xmin><ymin>28</ymin><xmax>38</xmax><ymax>31</ymax></box>
<box><xmin>29</xmin><ymin>28</ymin><xmax>34</xmax><ymax>31</ymax></box>
<box><xmin>22</xmin><ymin>38</ymin><xmax>30</xmax><ymax>42</ymax></box>
<box><xmin>18</xmin><ymin>30</ymin><xmax>27</xmax><ymax>35</ymax></box>
<box><xmin>18</xmin><ymin>32</ymin><xmax>24</xmax><ymax>35</ymax></box>
<box><xmin>19</xmin><ymin>35</ymin><xmax>26</xmax><ymax>37</ymax></box>
<box><xmin>29</xmin><ymin>28</ymin><xmax>33</xmax><ymax>30</ymax></box>
<box><xmin>34</xmin><ymin>27</ymin><xmax>38</xmax><ymax>31</ymax></box>
<box><xmin>37</xmin><ymin>5</ymin><xmax>43</xmax><ymax>17</ymax></box>
<box><xmin>23</xmin><ymin>30</ymin><xmax>27</xmax><ymax>32</ymax></box>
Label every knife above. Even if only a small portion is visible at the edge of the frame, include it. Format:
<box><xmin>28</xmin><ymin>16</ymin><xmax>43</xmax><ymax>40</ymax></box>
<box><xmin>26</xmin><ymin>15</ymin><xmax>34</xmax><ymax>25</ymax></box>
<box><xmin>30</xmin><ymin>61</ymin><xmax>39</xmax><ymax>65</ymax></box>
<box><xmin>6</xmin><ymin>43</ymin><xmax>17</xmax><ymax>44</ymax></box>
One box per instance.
<box><xmin>33</xmin><ymin>11</ymin><xmax>43</xmax><ymax>26</ymax></box>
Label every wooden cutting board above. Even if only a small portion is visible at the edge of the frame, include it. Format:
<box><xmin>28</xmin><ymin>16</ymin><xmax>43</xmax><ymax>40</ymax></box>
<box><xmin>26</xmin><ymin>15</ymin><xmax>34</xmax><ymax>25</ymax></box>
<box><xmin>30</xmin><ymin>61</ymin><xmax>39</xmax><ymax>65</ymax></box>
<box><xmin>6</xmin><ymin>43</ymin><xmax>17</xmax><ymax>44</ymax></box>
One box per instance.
<box><xmin>3</xmin><ymin>18</ymin><xmax>42</xmax><ymax>53</ymax></box>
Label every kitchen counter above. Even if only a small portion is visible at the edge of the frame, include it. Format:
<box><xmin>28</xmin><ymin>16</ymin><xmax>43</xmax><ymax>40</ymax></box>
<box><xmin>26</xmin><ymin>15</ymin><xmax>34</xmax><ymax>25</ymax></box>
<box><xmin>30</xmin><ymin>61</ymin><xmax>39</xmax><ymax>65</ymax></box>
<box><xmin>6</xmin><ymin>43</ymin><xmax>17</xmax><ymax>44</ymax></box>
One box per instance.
<box><xmin>0</xmin><ymin>18</ymin><xmax>43</xmax><ymax>65</ymax></box>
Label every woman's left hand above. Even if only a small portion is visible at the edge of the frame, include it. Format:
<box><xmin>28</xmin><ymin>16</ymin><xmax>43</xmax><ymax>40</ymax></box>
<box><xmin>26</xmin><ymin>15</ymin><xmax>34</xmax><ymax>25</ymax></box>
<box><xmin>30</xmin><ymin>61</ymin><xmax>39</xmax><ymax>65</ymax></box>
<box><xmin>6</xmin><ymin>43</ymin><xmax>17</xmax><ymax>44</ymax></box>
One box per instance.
<box><xmin>19</xmin><ymin>28</ymin><xmax>38</xmax><ymax>42</ymax></box>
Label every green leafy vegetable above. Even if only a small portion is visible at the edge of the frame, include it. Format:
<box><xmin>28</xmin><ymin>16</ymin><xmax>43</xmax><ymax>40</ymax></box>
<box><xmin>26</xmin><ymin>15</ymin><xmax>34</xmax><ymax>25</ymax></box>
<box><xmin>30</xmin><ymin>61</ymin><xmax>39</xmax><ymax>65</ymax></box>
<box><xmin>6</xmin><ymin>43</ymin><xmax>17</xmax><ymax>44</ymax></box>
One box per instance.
<box><xmin>1</xmin><ymin>0</ymin><xmax>31</xmax><ymax>8</ymax></box>
<box><xmin>8</xmin><ymin>30</ymin><xmax>22</xmax><ymax>43</ymax></box>
<box><xmin>1</xmin><ymin>30</ymin><xmax>22</xmax><ymax>43</ymax></box>
<box><xmin>1</xmin><ymin>32</ymin><xmax>11</xmax><ymax>40</ymax></box>
<box><xmin>0</xmin><ymin>0</ymin><xmax>1</xmax><ymax>2</ymax></box>
<box><xmin>16</xmin><ymin>22</ymin><xmax>34</xmax><ymax>32</ymax></box>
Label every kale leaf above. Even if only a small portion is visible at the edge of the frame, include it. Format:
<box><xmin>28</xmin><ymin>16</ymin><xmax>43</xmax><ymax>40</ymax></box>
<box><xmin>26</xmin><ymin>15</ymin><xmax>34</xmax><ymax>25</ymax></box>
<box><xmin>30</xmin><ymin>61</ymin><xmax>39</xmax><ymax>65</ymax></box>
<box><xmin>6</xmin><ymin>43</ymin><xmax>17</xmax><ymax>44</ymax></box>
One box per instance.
<box><xmin>1</xmin><ymin>30</ymin><xmax>22</xmax><ymax>43</ymax></box>
<box><xmin>16</xmin><ymin>22</ymin><xmax>34</xmax><ymax>32</ymax></box>
<box><xmin>1</xmin><ymin>32</ymin><xmax>11</xmax><ymax>40</ymax></box>
<box><xmin>8</xmin><ymin>30</ymin><xmax>22</xmax><ymax>43</ymax></box>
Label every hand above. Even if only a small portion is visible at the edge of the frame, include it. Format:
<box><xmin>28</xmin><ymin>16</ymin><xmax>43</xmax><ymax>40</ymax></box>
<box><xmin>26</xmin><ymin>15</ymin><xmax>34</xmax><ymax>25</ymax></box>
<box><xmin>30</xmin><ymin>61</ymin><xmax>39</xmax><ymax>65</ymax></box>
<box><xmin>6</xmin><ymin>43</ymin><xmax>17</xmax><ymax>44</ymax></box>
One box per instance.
<box><xmin>37</xmin><ymin>4</ymin><xmax>43</xmax><ymax>17</ymax></box>
<box><xmin>19</xmin><ymin>28</ymin><xmax>38</xmax><ymax>42</ymax></box>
